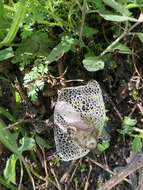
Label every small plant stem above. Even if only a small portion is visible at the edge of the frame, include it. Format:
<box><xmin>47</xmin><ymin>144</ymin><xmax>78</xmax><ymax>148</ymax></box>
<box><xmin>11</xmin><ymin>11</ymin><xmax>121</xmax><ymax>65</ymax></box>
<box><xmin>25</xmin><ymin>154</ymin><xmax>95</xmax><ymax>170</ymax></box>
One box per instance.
<box><xmin>20</xmin><ymin>156</ymin><xmax>36</xmax><ymax>190</ymax></box>
<box><xmin>79</xmin><ymin>0</ymin><xmax>87</xmax><ymax>42</ymax></box>
<box><xmin>100</xmin><ymin>22</ymin><xmax>140</xmax><ymax>56</ymax></box>
<box><xmin>76</xmin><ymin>0</ymin><xmax>87</xmax><ymax>42</ymax></box>
<box><xmin>18</xmin><ymin>159</ymin><xmax>23</xmax><ymax>190</ymax></box>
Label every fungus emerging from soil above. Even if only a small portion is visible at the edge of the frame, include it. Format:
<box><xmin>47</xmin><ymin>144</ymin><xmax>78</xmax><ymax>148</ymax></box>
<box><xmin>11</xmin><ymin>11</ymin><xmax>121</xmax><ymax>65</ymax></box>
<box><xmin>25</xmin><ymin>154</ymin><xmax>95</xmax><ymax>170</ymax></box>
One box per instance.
<box><xmin>54</xmin><ymin>80</ymin><xmax>106</xmax><ymax>161</ymax></box>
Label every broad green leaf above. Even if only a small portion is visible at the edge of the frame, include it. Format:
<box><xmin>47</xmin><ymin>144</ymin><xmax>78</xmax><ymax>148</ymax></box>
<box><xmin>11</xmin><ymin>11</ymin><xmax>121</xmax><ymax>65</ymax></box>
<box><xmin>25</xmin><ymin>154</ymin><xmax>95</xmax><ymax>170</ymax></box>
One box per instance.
<box><xmin>0</xmin><ymin>106</ymin><xmax>15</xmax><ymax>122</ymax></box>
<box><xmin>137</xmin><ymin>33</ymin><xmax>143</xmax><ymax>43</ymax></box>
<box><xmin>83</xmin><ymin>26</ymin><xmax>98</xmax><ymax>38</ymax></box>
<box><xmin>111</xmin><ymin>43</ymin><xmax>131</xmax><ymax>54</ymax></box>
<box><xmin>35</xmin><ymin>135</ymin><xmax>51</xmax><ymax>149</ymax></box>
<box><xmin>132</xmin><ymin>137</ymin><xmax>142</xmax><ymax>153</ymax></box>
<box><xmin>102</xmin><ymin>0</ymin><xmax>131</xmax><ymax>16</ymax></box>
<box><xmin>0</xmin><ymin>119</ymin><xmax>19</xmax><ymax>154</ymax></box>
<box><xmin>18</xmin><ymin>136</ymin><xmax>36</xmax><ymax>153</ymax></box>
<box><xmin>0</xmin><ymin>47</ymin><xmax>14</xmax><ymax>61</ymax></box>
<box><xmin>123</xmin><ymin>117</ymin><xmax>137</xmax><ymax>127</ymax></box>
<box><xmin>99</xmin><ymin>14</ymin><xmax>137</xmax><ymax>22</ymax></box>
<box><xmin>97</xmin><ymin>140</ymin><xmax>110</xmax><ymax>152</ymax></box>
<box><xmin>0</xmin><ymin>175</ymin><xmax>17</xmax><ymax>190</ymax></box>
<box><xmin>83</xmin><ymin>56</ymin><xmax>104</xmax><ymax>71</ymax></box>
<box><xmin>4</xmin><ymin>154</ymin><xmax>18</xmax><ymax>184</ymax></box>
<box><xmin>46</xmin><ymin>36</ymin><xmax>75</xmax><ymax>64</ymax></box>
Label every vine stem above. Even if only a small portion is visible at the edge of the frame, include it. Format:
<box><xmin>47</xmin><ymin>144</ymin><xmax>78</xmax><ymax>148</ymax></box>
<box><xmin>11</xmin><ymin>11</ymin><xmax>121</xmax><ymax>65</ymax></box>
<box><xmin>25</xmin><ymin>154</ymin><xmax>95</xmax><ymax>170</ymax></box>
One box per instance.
<box><xmin>100</xmin><ymin>22</ymin><xmax>141</xmax><ymax>56</ymax></box>
<box><xmin>76</xmin><ymin>0</ymin><xmax>88</xmax><ymax>42</ymax></box>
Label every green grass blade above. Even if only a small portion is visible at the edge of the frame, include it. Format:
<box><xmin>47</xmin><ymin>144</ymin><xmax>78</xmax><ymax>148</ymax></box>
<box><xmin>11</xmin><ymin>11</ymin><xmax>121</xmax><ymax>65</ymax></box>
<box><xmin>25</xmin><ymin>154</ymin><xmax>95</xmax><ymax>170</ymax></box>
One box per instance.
<box><xmin>1</xmin><ymin>0</ymin><xmax>27</xmax><ymax>45</ymax></box>
<box><xmin>0</xmin><ymin>119</ymin><xmax>19</xmax><ymax>154</ymax></box>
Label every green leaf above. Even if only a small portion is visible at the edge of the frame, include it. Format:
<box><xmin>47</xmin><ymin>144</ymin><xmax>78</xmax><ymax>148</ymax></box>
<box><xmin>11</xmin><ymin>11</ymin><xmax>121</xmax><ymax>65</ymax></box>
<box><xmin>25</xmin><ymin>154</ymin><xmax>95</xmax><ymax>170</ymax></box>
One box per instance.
<box><xmin>0</xmin><ymin>0</ymin><xmax>4</xmax><ymax>19</ymax></box>
<box><xmin>0</xmin><ymin>106</ymin><xmax>15</xmax><ymax>122</ymax></box>
<box><xmin>0</xmin><ymin>175</ymin><xmax>17</xmax><ymax>190</ymax></box>
<box><xmin>83</xmin><ymin>56</ymin><xmax>104</xmax><ymax>71</ymax></box>
<box><xmin>4</xmin><ymin>154</ymin><xmax>18</xmax><ymax>184</ymax></box>
<box><xmin>99</xmin><ymin>14</ymin><xmax>137</xmax><ymax>22</ymax></box>
<box><xmin>35</xmin><ymin>135</ymin><xmax>51</xmax><ymax>149</ymax></box>
<box><xmin>123</xmin><ymin>117</ymin><xmax>137</xmax><ymax>127</ymax></box>
<box><xmin>83</xmin><ymin>26</ymin><xmax>98</xmax><ymax>38</ymax></box>
<box><xmin>132</xmin><ymin>136</ymin><xmax>142</xmax><ymax>153</ymax></box>
<box><xmin>137</xmin><ymin>33</ymin><xmax>143</xmax><ymax>43</ymax></box>
<box><xmin>102</xmin><ymin>0</ymin><xmax>131</xmax><ymax>16</ymax></box>
<box><xmin>0</xmin><ymin>119</ymin><xmax>19</xmax><ymax>154</ymax></box>
<box><xmin>46</xmin><ymin>36</ymin><xmax>75</xmax><ymax>64</ymax></box>
<box><xmin>18</xmin><ymin>136</ymin><xmax>36</xmax><ymax>153</ymax></box>
<box><xmin>15</xmin><ymin>91</ymin><xmax>21</xmax><ymax>104</ymax></box>
<box><xmin>1</xmin><ymin>0</ymin><xmax>28</xmax><ymax>45</ymax></box>
<box><xmin>97</xmin><ymin>140</ymin><xmax>110</xmax><ymax>152</ymax></box>
<box><xmin>0</xmin><ymin>47</ymin><xmax>14</xmax><ymax>61</ymax></box>
<box><xmin>111</xmin><ymin>43</ymin><xmax>131</xmax><ymax>54</ymax></box>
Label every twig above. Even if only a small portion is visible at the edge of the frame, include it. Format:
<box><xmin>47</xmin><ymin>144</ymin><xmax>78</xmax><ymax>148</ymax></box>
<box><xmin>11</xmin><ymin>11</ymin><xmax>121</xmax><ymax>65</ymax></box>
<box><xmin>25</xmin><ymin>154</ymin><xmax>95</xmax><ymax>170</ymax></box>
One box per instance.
<box><xmin>100</xmin><ymin>22</ymin><xmax>140</xmax><ymax>56</ymax></box>
<box><xmin>18</xmin><ymin>160</ymin><xmax>24</xmax><ymax>190</ymax></box>
<box><xmin>64</xmin><ymin>160</ymin><xmax>80</xmax><ymax>190</ymax></box>
<box><xmin>97</xmin><ymin>154</ymin><xmax>143</xmax><ymax>190</ymax></box>
<box><xmin>103</xmin><ymin>91</ymin><xmax>123</xmax><ymax>120</ymax></box>
<box><xmin>88</xmin><ymin>157</ymin><xmax>130</xmax><ymax>184</ymax></box>
<box><xmin>21</xmin><ymin>156</ymin><xmax>36</xmax><ymax>190</ymax></box>
<box><xmin>138</xmin><ymin>168</ymin><xmax>143</xmax><ymax>190</ymax></box>
<box><xmin>84</xmin><ymin>162</ymin><xmax>92</xmax><ymax>190</ymax></box>
<box><xmin>6</xmin><ymin>119</ymin><xmax>32</xmax><ymax>129</ymax></box>
<box><xmin>131</xmin><ymin>49</ymin><xmax>143</xmax><ymax>81</ymax></box>
<box><xmin>40</xmin><ymin>146</ymin><xmax>49</xmax><ymax>188</ymax></box>
<box><xmin>50</xmin><ymin>166</ymin><xmax>62</xmax><ymax>190</ymax></box>
<box><xmin>60</xmin><ymin>160</ymin><xmax>77</xmax><ymax>183</ymax></box>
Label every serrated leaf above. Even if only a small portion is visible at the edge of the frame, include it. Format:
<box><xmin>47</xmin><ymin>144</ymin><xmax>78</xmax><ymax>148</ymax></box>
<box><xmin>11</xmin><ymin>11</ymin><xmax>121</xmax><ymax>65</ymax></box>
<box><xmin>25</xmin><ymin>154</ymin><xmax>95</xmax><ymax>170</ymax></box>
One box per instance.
<box><xmin>99</xmin><ymin>14</ymin><xmax>137</xmax><ymax>22</ymax></box>
<box><xmin>4</xmin><ymin>154</ymin><xmax>18</xmax><ymax>184</ymax></box>
<box><xmin>0</xmin><ymin>47</ymin><xmax>14</xmax><ymax>61</ymax></box>
<box><xmin>132</xmin><ymin>137</ymin><xmax>142</xmax><ymax>153</ymax></box>
<box><xmin>111</xmin><ymin>43</ymin><xmax>131</xmax><ymax>54</ymax></box>
<box><xmin>18</xmin><ymin>137</ymin><xmax>36</xmax><ymax>153</ymax></box>
<box><xmin>46</xmin><ymin>36</ymin><xmax>75</xmax><ymax>64</ymax></box>
<box><xmin>35</xmin><ymin>135</ymin><xmax>51</xmax><ymax>149</ymax></box>
<box><xmin>137</xmin><ymin>33</ymin><xmax>143</xmax><ymax>42</ymax></box>
<box><xmin>83</xmin><ymin>56</ymin><xmax>104</xmax><ymax>71</ymax></box>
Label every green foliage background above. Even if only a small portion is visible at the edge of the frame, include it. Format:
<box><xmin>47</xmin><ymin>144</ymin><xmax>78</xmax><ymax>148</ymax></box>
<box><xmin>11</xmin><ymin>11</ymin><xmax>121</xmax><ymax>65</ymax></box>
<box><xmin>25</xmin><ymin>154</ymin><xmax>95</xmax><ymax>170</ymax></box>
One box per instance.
<box><xmin>0</xmin><ymin>0</ymin><xmax>143</xmax><ymax>189</ymax></box>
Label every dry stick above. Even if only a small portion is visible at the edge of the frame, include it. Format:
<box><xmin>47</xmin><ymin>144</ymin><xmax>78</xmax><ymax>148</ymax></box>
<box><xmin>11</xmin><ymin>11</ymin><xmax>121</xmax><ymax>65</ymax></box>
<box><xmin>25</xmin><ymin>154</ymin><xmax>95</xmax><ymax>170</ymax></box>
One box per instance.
<box><xmin>84</xmin><ymin>163</ymin><xmax>92</xmax><ymax>190</ymax></box>
<box><xmin>88</xmin><ymin>157</ymin><xmax>131</xmax><ymax>184</ymax></box>
<box><xmin>100</xmin><ymin>22</ymin><xmax>140</xmax><ymax>56</ymax></box>
<box><xmin>40</xmin><ymin>146</ymin><xmax>49</xmax><ymax>188</ymax></box>
<box><xmin>50</xmin><ymin>167</ymin><xmax>62</xmax><ymax>190</ymax></box>
<box><xmin>97</xmin><ymin>153</ymin><xmax>143</xmax><ymax>190</ymax></box>
<box><xmin>136</xmin><ymin>104</ymin><xmax>143</xmax><ymax>190</ymax></box>
<box><xmin>138</xmin><ymin>168</ymin><xmax>143</xmax><ymax>190</ymax></box>
<box><xmin>60</xmin><ymin>160</ymin><xmax>77</xmax><ymax>183</ymax></box>
<box><xmin>64</xmin><ymin>160</ymin><xmax>81</xmax><ymax>190</ymax></box>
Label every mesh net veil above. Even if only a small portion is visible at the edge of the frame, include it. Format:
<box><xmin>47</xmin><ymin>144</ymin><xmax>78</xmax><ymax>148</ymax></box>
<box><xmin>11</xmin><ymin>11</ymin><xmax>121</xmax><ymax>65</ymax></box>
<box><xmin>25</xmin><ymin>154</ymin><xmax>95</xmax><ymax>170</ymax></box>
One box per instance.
<box><xmin>54</xmin><ymin>80</ymin><xmax>105</xmax><ymax>161</ymax></box>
